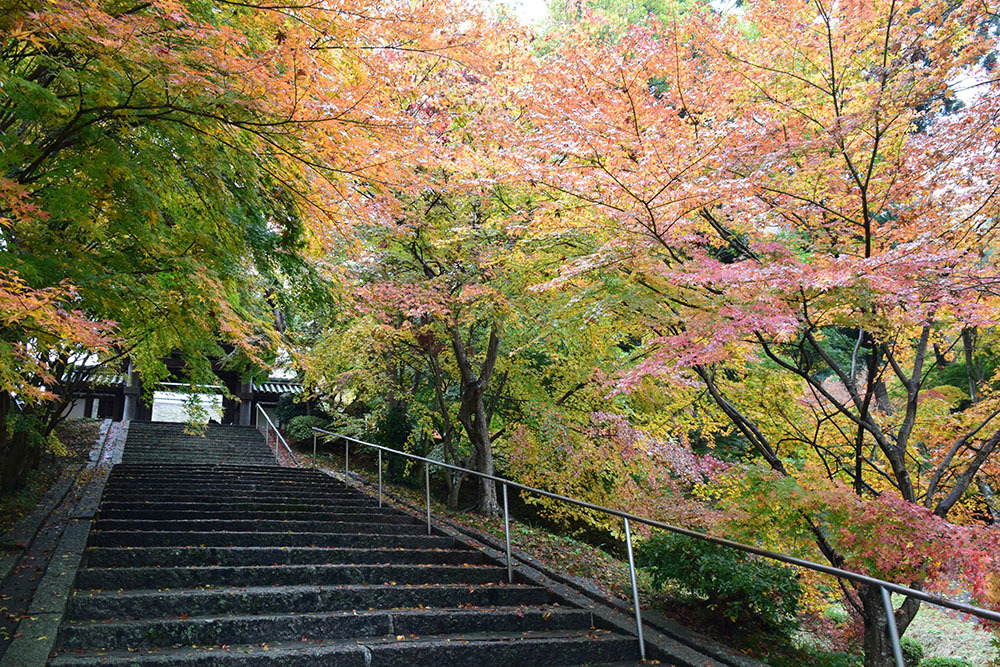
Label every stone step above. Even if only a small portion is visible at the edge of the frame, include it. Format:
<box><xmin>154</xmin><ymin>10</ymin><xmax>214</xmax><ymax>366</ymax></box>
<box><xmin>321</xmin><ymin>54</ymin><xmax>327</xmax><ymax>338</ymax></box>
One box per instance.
<box><xmin>107</xmin><ymin>469</ymin><xmax>338</xmax><ymax>479</ymax></box>
<box><xmin>122</xmin><ymin>460</ymin><xmax>274</xmax><ymax>468</ymax></box>
<box><xmin>119</xmin><ymin>448</ymin><xmax>274</xmax><ymax>456</ymax></box>
<box><xmin>95</xmin><ymin>509</ymin><xmax>414</xmax><ymax>523</ymax></box>
<box><xmin>117</xmin><ymin>456</ymin><xmax>276</xmax><ymax>462</ymax></box>
<box><xmin>96</xmin><ymin>499</ymin><xmax>381</xmax><ymax>512</ymax></box>
<box><xmin>50</xmin><ymin>630</ymin><xmax>635</xmax><ymax>666</ymax></box>
<box><xmin>122</xmin><ymin>435</ymin><xmax>269</xmax><ymax>441</ymax></box>
<box><xmin>87</xmin><ymin>530</ymin><xmax>455</xmax><ymax>549</ymax></box>
<box><xmin>110</xmin><ymin>463</ymin><xmax>314</xmax><ymax>472</ymax></box>
<box><xmin>121</xmin><ymin>441</ymin><xmax>267</xmax><ymax>446</ymax></box>
<box><xmin>107</xmin><ymin>470</ymin><xmax>329</xmax><ymax>482</ymax></box>
<box><xmin>57</xmin><ymin>606</ymin><xmax>592</xmax><ymax>650</ymax></box>
<box><xmin>105</xmin><ymin>475</ymin><xmax>348</xmax><ymax>484</ymax></box>
<box><xmin>76</xmin><ymin>562</ymin><xmax>508</xmax><ymax>589</ymax></box>
<box><xmin>122</xmin><ymin>438</ymin><xmax>272</xmax><ymax>444</ymax></box>
<box><xmin>119</xmin><ymin>456</ymin><xmax>275</xmax><ymax>463</ymax></box>
<box><xmin>82</xmin><ymin>546</ymin><xmax>484</xmax><ymax>568</ymax></box>
<box><xmin>98</xmin><ymin>491</ymin><xmax>361</xmax><ymax>503</ymax></box>
<box><xmin>66</xmin><ymin>583</ymin><xmax>553</xmax><ymax>620</ymax></box>
<box><xmin>90</xmin><ymin>518</ymin><xmax>427</xmax><ymax>534</ymax></box>
<box><xmin>365</xmin><ymin>630</ymin><xmax>637</xmax><ymax>666</ymax></box>
<box><xmin>101</xmin><ymin>483</ymin><xmax>357</xmax><ymax>494</ymax></box>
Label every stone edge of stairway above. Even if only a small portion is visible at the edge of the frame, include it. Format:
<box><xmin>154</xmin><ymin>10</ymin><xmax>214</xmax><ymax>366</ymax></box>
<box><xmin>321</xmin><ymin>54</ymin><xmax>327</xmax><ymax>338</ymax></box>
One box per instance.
<box><xmin>0</xmin><ymin>421</ymin><xmax>129</xmax><ymax>667</ymax></box>
<box><xmin>337</xmin><ymin>469</ymin><xmax>768</xmax><ymax>667</ymax></box>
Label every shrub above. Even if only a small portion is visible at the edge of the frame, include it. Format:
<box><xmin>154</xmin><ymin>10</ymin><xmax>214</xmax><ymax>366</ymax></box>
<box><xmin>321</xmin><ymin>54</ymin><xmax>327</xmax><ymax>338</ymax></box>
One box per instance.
<box><xmin>901</xmin><ymin>637</ymin><xmax>924</xmax><ymax>667</ymax></box>
<box><xmin>919</xmin><ymin>659</ymin><xmax>973</xmax><ymax>667</ymax></box>
<box><xmin>284</xmin><ymin>415</ymin><xmax>328</xmax><ymax>446</ymax></box>
<box><xmin>374</xmin><ymin>406</ymin><xmax>416</xmax><ymax>483</ymax></box>
<box><xmin>636</xmin><ymin>532</ymin><xmax>801</xmax><ymax>635</ymax></box>
<box><xmin>768</xmin><ymin>646</ymin><xmax>864</xmax><ymax>667</ymax></box>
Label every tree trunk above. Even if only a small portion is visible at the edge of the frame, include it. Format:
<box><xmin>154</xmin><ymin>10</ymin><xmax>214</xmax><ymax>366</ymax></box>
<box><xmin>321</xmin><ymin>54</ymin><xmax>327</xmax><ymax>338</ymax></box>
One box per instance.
<box><xmin>860</xmin><ymin>584</ymin><xmax>920</xmax><ymax>667</ymax></box>
<box><xmin>450</xmin><ymin>323</ymin><xmax>502</xmax><ymax>516</ymax></box>
<box><xmin>979</xmin><ymin>479</ymin><xmax>1000</xmax><ymax>524</ymax></box>
<box><xmin>457</xmin><ymin>391</ymin><xmax>500</xmax><ymax>515</ymax></box>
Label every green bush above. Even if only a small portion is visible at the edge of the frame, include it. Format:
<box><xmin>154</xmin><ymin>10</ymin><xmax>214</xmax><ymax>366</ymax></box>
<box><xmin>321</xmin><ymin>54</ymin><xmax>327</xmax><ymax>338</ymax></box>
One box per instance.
<box><xmin>901</xmin><ymin>637</ymin><xmax>924</xmax><ymax>667</ymax></box>
<box><xmin>919</xmin><ymin>659</ymin><xmax>972</xmax><ymax>667</ymax></box>
<box><xmin>374</xmin><ymin>406</ymin><xmax>416</xmax><ymax>483</ymax></box>
<box><xmin>635</xmin><ymin>532</ymin><xmax>801</xmax><ymax>635</ymax></box>
<box><xmin>284</xmin><ymin>415</ymin><xmax>328</xmax><ymax>446</ymax></box>
<box><xmin>768</xmin><ymin>646</ymin><xmax>863</xmax><ymax>667</ymax></box>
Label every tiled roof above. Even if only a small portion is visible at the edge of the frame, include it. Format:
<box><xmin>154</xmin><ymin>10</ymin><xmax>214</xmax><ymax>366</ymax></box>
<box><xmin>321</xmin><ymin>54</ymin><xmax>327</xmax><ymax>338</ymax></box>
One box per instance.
<box><xmin>254</xmin><ymin>381</ymin><xmax>304</xmax><ymax>395</ymax></box>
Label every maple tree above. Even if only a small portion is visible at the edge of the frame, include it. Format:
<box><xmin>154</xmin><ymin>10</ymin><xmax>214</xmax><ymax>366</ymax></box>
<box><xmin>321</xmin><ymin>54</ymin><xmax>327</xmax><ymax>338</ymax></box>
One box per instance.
<box><xmin>300</xmin><ymin>186</ymin><xmax>532</xmax><ymax>515</ymax></box>
<box><xmin>0</xmin><ymin>0</ymin><xmax>498</xmax><ymax>486</ymax></box>
<box><xmin>504</xmin><ymin>1</ymin><xmax>1000</xmax><ymax>664</ymax></box>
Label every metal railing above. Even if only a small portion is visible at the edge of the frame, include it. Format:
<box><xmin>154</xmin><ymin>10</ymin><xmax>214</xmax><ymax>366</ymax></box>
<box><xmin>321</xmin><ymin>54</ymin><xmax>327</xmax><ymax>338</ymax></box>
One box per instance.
<box><xmin>255</xmin><ymin>404</ymin><xmax>300</xmax><ymax>467</ymax></box>
<box><xmin>310</xmin><ymin>427</ymin><xmax>1000</xmax><ymax>666</ymax></box>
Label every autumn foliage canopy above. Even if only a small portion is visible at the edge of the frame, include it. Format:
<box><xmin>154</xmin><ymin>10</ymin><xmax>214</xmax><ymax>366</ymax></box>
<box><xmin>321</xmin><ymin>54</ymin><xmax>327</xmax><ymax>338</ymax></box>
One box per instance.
<box><xmin>3</xmin><ymin>0</ymin><xmax>1000</xmax><ymax>663</ymax></box>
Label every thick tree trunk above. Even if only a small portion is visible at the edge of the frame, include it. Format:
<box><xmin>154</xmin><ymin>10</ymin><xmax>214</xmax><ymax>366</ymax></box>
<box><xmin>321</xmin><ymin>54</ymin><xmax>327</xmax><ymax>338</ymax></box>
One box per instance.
<box><xmin>860</xmin><ymin>584</ymin><xmax>920</xmax><ymax>667</ymax></box>
<box><xmin>457</xmin><ymin>392</ymin><xmax>500</xmax><ymax>515</ymax></box>
<box><xmin>450</xmin><ymin>323</ymin><xmax>502</xmax><ymax>516</ymax></box>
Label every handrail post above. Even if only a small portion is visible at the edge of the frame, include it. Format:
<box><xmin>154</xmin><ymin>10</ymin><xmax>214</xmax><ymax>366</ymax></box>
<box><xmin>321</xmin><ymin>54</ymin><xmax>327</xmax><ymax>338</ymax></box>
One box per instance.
<box><xmin>502</xmin><ymin>482</ymin><xmax>513</xmax><ymax>583</ymax></box>
<box><xmin>623</xmin><ymin>518</ymin><xmax>646</xmax><ymax>661</ymax></box>
<box><xmin>377</xmin><ymin>449</ymin><xmax>383</xmax><ymax>507</ymax></box>
<box><xmin>424</xmin><ymin>462</ymin><xmax>432</xmax><ymax>535</ymax></box>
<box><xmin>344</xmin><ymin>439</ymin><xmax>349</xmax><ymax>474</ymax></box>
<box><xmin>312</xmin><ymin>434</ymin><xmax>317</xmax><ymax>469</ymax></box>
<box><xmin>880</xmin><ymin>586</ymin><xmax>905</xmax><ymax>667</ymax></box>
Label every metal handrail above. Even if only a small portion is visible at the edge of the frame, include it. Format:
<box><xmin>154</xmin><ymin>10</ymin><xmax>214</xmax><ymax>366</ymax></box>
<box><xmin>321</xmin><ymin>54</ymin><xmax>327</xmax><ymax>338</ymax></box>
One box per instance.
<box><xmin>256</xmin><ymin>404</ymin><xmax>300</xmax><ymax>466</ymax></box>
<box><xmin>311</xmin><ymin>426</ymin><xmax>1000</xmax><ymax>665</ymax></box>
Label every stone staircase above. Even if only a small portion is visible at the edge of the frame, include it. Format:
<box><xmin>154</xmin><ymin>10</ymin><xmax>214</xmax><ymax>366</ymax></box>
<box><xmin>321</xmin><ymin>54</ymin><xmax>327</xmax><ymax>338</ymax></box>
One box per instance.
<box><xmin>49</xmin><ymin>424</ymin><xmax>640</xmax><ymax>665</ymax></box>
<box><xmin>121</xmin><ymin>421</ymin><xmax>275</xmax><ymax>466</ymax></box>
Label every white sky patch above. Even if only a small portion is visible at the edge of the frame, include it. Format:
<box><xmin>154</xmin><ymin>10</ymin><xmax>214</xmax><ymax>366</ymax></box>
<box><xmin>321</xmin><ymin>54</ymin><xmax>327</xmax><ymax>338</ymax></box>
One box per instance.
<box><xmin>495</xmin><ymin>0</ymin><xmax>550</xmax><ymax>25</ymax></box>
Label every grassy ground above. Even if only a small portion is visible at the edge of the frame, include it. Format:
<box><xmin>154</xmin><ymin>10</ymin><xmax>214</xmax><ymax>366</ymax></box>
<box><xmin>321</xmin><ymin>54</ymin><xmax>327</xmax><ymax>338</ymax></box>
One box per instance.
<box><xmin>906</xmin><ymin>605</ymin><xmax>998</xmax><ymax>666</ymax></box>
<box><xmin>305</xmin><ymin>447</ymin><xmax>998</xmax><ymax>667</ymax></box>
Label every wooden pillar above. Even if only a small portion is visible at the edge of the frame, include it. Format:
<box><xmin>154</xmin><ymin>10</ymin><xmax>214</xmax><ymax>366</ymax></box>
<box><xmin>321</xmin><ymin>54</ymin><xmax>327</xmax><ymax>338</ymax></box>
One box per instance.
<box><xmin>239</xmin><ymin>380</ymin><xmax>253</xmax><ymax>426</ymax></box>
<box><xmin>122</xmin><ymin>361</ymin><xmax>139</xmax><ymax>421</ymax></box>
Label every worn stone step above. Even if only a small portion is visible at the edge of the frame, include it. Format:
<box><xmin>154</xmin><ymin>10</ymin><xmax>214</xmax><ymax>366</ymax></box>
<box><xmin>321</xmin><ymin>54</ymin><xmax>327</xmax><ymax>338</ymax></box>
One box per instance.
<box><xmin>108</xmin><ymin>470</ymin><xmax>338</xmax><ymax>480</ymax></box>
<box><xmin>98</xmin><ymin>491</ymin><xmax>360</xmax><ymax>504</ymax></box>
<box><xmin>67</xmin><ymin>583</ymin><xmax>552</xmax><ymax>620</ymax></box>
<box><xmin>82</xmin><ymin>546</ymin><xmax>484</xmax><ymax>568</ymax></box>
<box><xmin>102</xmin><ymin>483</ymin><xmax>358</xmax><ymax>495</ymax></box>
<box><xmin>366</xmin><ymin>630</ymin><xmax>636</xmax><ymax>666</ymax></box>
<box><xmin>76</xmin><ymin>562</ymin><xmax>507</xmax><ymax>589</ymax></box>
<box><xmin>90</xmin><ymin>518</ymin><xmax>427</xmax><ymax>534</ymax></box>
<box><xmin>96</xmin><ymin>499</ymin><xmax>381</xmax><ymax>513</ymax></box>
<box><xmin>119</xmin><ymin>452</ymin><xmax>273</xmax><ymax>456</ymax></box>
<box><xmin>57</xmin><ymin>606</ymin><xmax>591</xmax><ymax>650</ymax></box>
<box><xmin>118</xmin><ymin>456</ymin><xmax>276</xmax><ymax>463</ymax></box>
<box><xmin>51</xmin><ymin>629</ymin><xmax>634</xmax><ymax>666</ymax></box>
<box><xmin>120</xmin><ymin>440</ymin><xmax>271</xmax><ymax>446</ymax></box>
<box><xmin>95</xmin><ymin>509</ymin><xmax>414</xmax><ymax>523</ymax></box>
<box><xmin>87</xmin><ymin>530</ymin><xmax>453</xmax><ymax>549</ymax></box>
<box><xmin>122</xmin><ymin>440</ymin><xmax>269</xmax><ymax>446</ymax></box>
<box><xmin>107</xmin><ymin>471</ymin><xmax>329</xmax><ymax>482</ymax></box>
<box><xmin>118</xmin><ymin>456</ymin><xmax>276</xmax><ymax>462</ymax></box>
<box><xmin>109</xmin><ymin>476</ymin><xmax>358</xmax><ymax>495</ymax></box>
<box><xmin>120</xmin><ymin>459</ymin><xmax>276</xmax><ymax>466</ymax></box>
<box><xmin>111</xmin><ymin>463</ymin><xmax>314</xmax><ymax>472</ymax></box>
